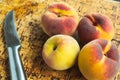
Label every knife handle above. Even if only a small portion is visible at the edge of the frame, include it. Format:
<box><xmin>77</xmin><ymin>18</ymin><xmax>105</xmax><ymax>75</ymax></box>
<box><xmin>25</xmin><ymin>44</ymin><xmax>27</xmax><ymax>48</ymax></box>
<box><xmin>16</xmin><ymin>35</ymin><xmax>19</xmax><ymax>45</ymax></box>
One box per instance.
<box><xmin>8</xmin><ymin>45</ymin><xmax>26</xmax><ymax>80</ymax></box>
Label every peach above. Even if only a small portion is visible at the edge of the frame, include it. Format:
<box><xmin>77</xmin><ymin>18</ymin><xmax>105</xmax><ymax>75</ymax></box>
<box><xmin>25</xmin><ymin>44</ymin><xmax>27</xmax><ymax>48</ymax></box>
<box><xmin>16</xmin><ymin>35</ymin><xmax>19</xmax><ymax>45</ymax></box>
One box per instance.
<box><xmin>42</xmin><ymin>34</ymin><xmax>80</xmax><ymax>70</ymax></box>
<box><xmin>77</xmin><ymin>13</ymin><xmax>114</xmax><ymax>44</ymax></box>
<box><xmin>78</xmin><ymin>39</ymin><xmax>120</xmax><ymax>80</ymax></box>
<box><xmin>41</xmin><ymin>2</ymin><xmax>78</xmax><ymax>36</ymax></box>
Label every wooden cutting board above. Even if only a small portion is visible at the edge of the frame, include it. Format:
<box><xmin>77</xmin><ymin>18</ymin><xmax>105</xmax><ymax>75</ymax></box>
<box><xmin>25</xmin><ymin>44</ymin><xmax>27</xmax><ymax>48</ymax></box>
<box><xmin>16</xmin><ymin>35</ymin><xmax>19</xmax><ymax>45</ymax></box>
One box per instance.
<box><xmin>0</xmin><ymin>0</ymin><xmax>120</xmax><ymax>80</ymax></box>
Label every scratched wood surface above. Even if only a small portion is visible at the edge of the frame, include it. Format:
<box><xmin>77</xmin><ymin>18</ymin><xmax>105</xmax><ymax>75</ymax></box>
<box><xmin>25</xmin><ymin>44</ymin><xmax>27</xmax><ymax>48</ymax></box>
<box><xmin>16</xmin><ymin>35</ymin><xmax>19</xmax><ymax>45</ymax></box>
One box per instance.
<box><xmin>0</xmin><ymin>0</ymin><xmax>120</xmax><ymax>80</ymax></box>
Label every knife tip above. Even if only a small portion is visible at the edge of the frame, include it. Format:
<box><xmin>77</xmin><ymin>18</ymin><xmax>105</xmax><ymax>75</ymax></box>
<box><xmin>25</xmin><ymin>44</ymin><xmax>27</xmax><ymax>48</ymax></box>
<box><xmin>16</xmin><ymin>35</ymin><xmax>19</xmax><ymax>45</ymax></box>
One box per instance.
<box><xmin>8</xmin><ymin>10</ymin><xmax>14</xmax><ymax>17</ymax></box>
<box><xmin>10</xmin><ymin>10</ymin><xmax>14</xmax><ymax>14</ymax></box>
<box><xmin>4</xmin><ymin>10</ymin><xmax>14</xmax><ymax>26</ymax></box>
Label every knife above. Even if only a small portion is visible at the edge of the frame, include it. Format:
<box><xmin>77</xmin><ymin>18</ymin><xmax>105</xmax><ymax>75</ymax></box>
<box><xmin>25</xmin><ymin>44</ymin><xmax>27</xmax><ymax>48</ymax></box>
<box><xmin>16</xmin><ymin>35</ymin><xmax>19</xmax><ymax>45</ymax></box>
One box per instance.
<box><xmin>4</xmin><ymin>10</ymin><xmax>26</xmax><ymax>80</ymax></box>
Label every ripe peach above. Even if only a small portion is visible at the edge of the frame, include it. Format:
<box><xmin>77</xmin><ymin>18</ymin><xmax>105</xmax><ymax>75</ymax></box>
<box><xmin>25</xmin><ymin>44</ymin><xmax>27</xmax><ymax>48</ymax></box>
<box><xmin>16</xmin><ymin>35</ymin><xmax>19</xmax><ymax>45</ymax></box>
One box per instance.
<box><xmin>77</xmin><ymin>13</ymin><xmax>114</xmax><ymax>44</ymax></box>
<box><xmin>42</xmin><ymin>34</ymin><xmax>80</xmax><ymax>70</ymax></box>
<box><xmin>78</xmin><ymin>39</ymin><xmax>120</xmax><ymax>80</ymax></box>
<box><xmin>41</xmin><ymin>2</ymin><xmax>78</xmax><ymax>36</ymax></box>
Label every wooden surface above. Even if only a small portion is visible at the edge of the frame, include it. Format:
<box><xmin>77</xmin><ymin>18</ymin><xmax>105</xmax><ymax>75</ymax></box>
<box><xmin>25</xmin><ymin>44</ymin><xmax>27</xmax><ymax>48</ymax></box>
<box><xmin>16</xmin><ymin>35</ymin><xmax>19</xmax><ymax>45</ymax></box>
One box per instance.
<box><xmin>0</xmin><ymin>0</ymin><xmax>120</xmax><ymax>80</ymax></box>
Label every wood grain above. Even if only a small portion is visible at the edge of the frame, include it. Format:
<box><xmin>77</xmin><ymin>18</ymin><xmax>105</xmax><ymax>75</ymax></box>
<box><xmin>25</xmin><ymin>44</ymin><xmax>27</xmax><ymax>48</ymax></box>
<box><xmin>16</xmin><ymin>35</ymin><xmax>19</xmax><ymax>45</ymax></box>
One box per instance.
<box><xmin>0</xmin><ymin>0</ymin><xmax>120</xmax><ymax>80</ymax></box>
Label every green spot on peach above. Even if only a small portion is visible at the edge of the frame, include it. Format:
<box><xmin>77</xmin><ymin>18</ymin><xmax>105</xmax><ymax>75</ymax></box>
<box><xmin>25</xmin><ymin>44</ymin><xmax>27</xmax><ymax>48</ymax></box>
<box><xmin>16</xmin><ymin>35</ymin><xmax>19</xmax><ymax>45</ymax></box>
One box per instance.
<box><xmin>42</xmin><ymin>34</ymin><xmax>80</xmax><ymax>70</ymax></box>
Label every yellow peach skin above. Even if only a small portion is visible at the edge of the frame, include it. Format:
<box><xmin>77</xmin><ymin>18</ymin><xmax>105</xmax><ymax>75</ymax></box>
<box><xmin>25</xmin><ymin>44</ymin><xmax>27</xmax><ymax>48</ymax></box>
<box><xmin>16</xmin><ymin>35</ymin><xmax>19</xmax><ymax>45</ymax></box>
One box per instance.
<box><xmin>78</xmin><ymin>39</ymin><xmax>120</xmax><ymax>80</ymax></box>
<box><xmin>42</xmin><ymin>34</ymin><xmax>80</xmax><ymax>70</ymax></box>
<box><xmin>77</xmin><ymin>13</ymin><xmax>114</xmax><ymax>44</ymax></box>
<box><xmin>41</xmin><ymin>2</ymin><xmax>78</xmax><ymax>36</ymax></box>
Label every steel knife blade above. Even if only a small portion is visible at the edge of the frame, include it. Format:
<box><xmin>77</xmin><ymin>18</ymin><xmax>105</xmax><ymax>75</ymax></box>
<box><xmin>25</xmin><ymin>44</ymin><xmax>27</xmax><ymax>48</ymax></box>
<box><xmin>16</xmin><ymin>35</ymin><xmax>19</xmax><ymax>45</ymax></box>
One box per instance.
<box><xmin>4</xmin><ymin>10</ymin><xmax>20</xmax><ymax>47</ymax></box>
<box><xmin>4</xmin><ymin>10</ymin><xmax>26</xmax><ymax>80</ymax></box>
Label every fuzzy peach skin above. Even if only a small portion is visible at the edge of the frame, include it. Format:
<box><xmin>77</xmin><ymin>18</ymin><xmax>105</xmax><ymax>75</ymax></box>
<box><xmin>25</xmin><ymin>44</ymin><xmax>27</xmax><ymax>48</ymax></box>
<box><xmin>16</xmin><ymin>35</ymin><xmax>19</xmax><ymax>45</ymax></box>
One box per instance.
<box><xmin>42</xmin><ymin>34</ymin><xmax>80</xmax><ymax>70</ymax></box>
<box><xmin>78</xmin><ymin>39</ymin><xmax>120</xmax><ymax>80</ymax></box>
<box><xmin>41</xmin><ymin>2</ymin><xmax>79</xmax><ymax>36</ymax></box>
<box><xmin>77</xmin><ymin>13</ymin><xmax>114</xmax><ymax>44</ymax></box>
